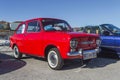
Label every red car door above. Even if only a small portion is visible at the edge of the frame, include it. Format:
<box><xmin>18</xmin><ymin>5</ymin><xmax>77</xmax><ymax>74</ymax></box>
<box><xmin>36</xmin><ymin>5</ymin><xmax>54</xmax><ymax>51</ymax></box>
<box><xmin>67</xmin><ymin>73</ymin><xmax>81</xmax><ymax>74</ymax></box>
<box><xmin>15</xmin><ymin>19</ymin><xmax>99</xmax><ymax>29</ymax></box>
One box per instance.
<box><xmin>15</xmin><ymin>23</ymin><xmax>26</xmax><ymax>53</ymax></box>
<box><xmin>23</xmin><ymin>20</ymin><xmax>43</xmax><ymax>56</ymax></box>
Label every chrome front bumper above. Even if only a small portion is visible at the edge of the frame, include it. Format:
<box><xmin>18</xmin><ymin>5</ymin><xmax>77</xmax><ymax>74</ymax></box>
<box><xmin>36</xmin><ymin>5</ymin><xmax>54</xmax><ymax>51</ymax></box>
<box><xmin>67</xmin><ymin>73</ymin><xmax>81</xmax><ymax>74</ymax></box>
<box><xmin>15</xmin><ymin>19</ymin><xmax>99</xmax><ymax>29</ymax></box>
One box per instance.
<box><xmin>67</xmin><ymin>48</ymin><xmax>99</xmax><ymax>60</ymax></box>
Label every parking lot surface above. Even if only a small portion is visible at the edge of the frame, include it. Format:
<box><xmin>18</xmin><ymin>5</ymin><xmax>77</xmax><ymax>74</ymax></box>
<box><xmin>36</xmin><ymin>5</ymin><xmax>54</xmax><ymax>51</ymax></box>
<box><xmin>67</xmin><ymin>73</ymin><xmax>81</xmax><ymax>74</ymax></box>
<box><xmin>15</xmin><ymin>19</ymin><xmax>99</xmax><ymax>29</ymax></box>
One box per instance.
<box><xmin>0</xmin><ymin>46</ymin><xmax>120</xmax><ymax>80</ymax></box>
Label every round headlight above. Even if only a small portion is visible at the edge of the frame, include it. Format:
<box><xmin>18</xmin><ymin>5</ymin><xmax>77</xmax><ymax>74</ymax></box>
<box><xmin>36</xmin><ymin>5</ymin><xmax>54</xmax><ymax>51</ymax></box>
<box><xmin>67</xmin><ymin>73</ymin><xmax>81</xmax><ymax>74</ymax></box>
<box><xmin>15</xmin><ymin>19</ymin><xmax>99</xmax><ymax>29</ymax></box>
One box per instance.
<box><xmin>96</xmin><ymin>39</ymin><xmax>101</xmax><ymax>46</ymax></box>
<box><xmin>70</xmin><ymin>39</ymin><xmax>78</xmax><ymax>48</ymax></box>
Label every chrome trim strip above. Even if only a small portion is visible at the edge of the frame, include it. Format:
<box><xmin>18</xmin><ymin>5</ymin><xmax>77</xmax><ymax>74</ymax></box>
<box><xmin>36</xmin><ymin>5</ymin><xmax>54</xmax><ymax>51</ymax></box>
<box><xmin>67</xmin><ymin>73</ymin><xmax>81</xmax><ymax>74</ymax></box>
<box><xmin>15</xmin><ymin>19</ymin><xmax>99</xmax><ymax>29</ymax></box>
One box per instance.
<box><xmin>67</xmin><ymin>48</ymin><xmax>99</xmax><ymax>57</ymax></box>
<box><xmin>81</xmin><ymin>41</ymin><xmax>94</xmax><ymax>44</ymax></box>
<box><xmin>67</xmin><ymin>52</ymin><xmax>82</xmax><ymax>56</ymax></box>
<box><xmin>101</xmin><ymin>45</ymin><xmax>120</xmax><ymax>48</ymax></box>
<box><xmin>67</xmin><ymin>50</ymin><xmax>82</xmax><ymax>56</ymax></box>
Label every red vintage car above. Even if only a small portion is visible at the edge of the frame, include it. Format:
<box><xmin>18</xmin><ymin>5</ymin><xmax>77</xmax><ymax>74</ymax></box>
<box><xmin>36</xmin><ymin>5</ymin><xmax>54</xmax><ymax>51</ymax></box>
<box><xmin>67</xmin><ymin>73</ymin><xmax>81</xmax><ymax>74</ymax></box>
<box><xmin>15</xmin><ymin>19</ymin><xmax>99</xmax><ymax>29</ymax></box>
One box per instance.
<box><xmin>10</xmin><ymin>18</ymin><xmax>100</xmax><ymax>70</ymax></box>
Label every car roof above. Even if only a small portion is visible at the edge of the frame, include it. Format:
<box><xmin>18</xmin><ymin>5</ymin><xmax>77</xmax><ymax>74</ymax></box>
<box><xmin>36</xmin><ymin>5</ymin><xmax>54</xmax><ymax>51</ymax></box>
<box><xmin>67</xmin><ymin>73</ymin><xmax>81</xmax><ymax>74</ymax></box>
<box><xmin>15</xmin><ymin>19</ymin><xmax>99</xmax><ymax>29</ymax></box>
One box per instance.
<box><xmin>24</xmin><ymin>18</ymin><xmax>64</xmax><ymax>22</ymax></box>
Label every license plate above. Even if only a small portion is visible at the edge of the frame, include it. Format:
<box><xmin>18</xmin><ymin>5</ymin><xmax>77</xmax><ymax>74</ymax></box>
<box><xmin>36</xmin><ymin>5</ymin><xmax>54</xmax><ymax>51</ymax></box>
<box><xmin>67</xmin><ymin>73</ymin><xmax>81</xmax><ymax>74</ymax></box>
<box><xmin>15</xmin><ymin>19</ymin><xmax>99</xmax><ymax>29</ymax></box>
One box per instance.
<box><xmin>83</xmin><ymin>52</ymin><xmax>97</xmax><ymax>60</ymax></box>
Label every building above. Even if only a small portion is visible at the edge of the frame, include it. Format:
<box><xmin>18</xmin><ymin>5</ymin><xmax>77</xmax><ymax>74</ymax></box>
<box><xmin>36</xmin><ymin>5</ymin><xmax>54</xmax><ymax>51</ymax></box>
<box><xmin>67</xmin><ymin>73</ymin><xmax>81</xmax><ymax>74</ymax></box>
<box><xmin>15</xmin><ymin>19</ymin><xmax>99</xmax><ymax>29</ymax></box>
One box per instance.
<box><xmin>0</xmin><ymin>21</ymin><xmax>10</xmax><ymax>30</ymax></box>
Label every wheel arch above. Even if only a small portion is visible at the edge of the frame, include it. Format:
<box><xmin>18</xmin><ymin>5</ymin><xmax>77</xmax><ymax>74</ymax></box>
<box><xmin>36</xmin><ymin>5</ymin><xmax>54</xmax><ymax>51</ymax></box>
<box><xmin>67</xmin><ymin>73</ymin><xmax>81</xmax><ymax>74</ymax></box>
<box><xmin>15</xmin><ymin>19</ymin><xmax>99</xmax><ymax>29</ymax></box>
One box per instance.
<box><xmin>12</xmin><ymin>43</ymin><xmax>17</xmax><ymax>49</ymax></box>
<box><xmin>44</xmin><ymin>45</ymin><xmax>60</xmax><ymax>59</ymax></box>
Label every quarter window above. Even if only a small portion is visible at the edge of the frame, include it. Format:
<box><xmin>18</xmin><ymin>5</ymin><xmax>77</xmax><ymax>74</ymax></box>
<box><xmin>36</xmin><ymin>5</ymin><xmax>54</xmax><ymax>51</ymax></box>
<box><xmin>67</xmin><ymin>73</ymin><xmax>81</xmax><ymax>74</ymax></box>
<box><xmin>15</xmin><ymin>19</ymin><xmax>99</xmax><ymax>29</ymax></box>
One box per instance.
<box><xmin>16</xmin><ymin>24</ymin><xmax>25</xmax><ymax>34</ymax></box>
<box><xmin>27</xmin><ymin>21</ymin><xmax>40</xmax><ymax>32</ymax></box>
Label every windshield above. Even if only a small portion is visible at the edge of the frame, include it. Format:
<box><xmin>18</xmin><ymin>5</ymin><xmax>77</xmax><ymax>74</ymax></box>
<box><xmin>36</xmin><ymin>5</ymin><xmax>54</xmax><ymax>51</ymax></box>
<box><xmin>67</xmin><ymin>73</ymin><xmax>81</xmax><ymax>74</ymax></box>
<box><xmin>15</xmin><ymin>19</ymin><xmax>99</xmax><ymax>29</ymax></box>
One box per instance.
<box><xmin>100</xmin><ymin>24</ymin><xmax>120</xmax><ymax>34</ymax></box>
<box><xmin>42</xmin><ymin>19</ymin><xmax>71</xmax><ymax>31</ymax></box>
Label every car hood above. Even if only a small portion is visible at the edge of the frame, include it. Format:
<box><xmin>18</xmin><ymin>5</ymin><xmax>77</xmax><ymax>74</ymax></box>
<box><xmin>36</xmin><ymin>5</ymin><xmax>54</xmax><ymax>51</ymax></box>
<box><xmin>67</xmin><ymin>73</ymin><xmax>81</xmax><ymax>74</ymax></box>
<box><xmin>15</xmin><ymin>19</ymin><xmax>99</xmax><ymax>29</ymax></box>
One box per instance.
<box><xmin>66</xmin><ymin>32</ymin><xmax>99</xmax><ymax>38</ymax></box>
<box><xmin>44</xmin><ymin>31</ymin><xmax>99</xmax><ymax>39</ymax></box>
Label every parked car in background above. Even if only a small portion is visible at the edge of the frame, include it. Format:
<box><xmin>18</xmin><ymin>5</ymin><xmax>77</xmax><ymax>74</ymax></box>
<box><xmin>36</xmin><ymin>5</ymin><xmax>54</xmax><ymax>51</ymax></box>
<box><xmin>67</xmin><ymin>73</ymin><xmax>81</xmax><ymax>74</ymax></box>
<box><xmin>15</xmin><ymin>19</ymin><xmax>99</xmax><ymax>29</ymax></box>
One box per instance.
<box><xmin>81</xmin><ymin>24</ymin><xmax>120</xmax><ymax>58</ymax></box>
<box><xmin>10</xmin><ymin>18</ymin><xmax>100</xmax><ymax>70</ymax></box>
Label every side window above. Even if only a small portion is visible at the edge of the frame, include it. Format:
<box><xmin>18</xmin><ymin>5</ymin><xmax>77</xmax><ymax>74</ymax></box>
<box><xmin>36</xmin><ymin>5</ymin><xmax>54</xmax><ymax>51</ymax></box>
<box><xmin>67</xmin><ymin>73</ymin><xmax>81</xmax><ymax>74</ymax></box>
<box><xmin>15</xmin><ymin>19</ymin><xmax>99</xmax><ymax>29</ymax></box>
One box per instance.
<box><xmin>16</xmin><ymin>24</ymin><xmax>26</xmax><ymax>34</ymax></box>
<box><xmin>27</xmin><ymin>21</ymin><xmax>40</xmax><ymax>32</ymax></box>
<box><xmin>91</xmin><ymin>26</ymin><xmax>100</xmax><ymax>34</ymax></box>
<box><xmin>84</xmin><ymin>27</ymin><xmax>91</xmax><ymax>33</ymax></box>
<box><xmin>100</xmin><ymin>26</ymin><xmax>111</xmax><ymax>35</ymax></box>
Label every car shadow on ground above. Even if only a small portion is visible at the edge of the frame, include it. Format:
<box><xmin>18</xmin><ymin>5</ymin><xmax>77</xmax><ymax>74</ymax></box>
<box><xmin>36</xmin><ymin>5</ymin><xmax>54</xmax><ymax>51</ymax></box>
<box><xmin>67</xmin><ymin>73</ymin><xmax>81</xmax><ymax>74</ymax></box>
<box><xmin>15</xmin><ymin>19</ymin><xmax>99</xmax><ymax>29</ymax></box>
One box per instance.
<box><xmin>21</xmin><ymin>55</ymin><xmax>47</xmax><ymax>61</ymax></box>
<box><xmin>62</xmin><ymin>53</ymin><xmax>119</xmax><ymax>70</ymax></box>
<box><xmin>83</xmin><ymin>58</ymin><xmax>117</xmax><ymax>68</ymax></box>
<box><xmin>23</xmin><ymin>53</ymin><xmax>119</xmax><ymax>70</ymax></box>
<box><xmin>0</xmin><ymin>53</ymin><xmax>26</xmax><ymax>75</ymax></box>
<box><xmin>62</xmin><ymin>59</ymin><xmax>83</xmax><ymax>70</ymax></box>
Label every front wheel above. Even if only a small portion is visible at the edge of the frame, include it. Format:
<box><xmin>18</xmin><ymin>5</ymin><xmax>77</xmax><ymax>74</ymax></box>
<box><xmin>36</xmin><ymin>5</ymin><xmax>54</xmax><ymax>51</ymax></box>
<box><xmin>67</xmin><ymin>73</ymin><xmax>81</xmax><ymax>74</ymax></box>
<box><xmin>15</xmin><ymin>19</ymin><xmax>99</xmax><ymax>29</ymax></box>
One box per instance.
<box><xmin>47</xmin><ymin>48</ymin><xmax>64</xmax><ymax>70</ymax></box>
<box><xmin>13</xmin><ymin>45</ymin><xmax>22</xmax><ymax>59</ymax></box>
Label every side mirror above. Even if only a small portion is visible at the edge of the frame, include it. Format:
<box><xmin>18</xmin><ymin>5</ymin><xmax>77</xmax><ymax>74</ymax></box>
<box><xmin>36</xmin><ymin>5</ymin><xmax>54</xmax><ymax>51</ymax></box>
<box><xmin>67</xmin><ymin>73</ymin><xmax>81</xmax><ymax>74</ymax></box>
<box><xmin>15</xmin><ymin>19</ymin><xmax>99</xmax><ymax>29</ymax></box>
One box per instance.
<box><xmin>103</xmin><ymin>31</ymin><xmax>110</xmax><ymax>36</ymax></box>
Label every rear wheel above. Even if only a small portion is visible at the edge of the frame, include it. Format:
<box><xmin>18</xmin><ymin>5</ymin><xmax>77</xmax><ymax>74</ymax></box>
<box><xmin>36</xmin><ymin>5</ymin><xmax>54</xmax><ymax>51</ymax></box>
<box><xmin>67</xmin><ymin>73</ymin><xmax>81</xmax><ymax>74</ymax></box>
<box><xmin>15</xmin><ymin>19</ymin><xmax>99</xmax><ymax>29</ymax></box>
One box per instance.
<box><xmin>47</xmin><ymin>48</ymin><xmax>64</xmax><ymax>70</ymax></box>
<box><xmin>13</xmin><ymin>45</ymin><xmax>22</xmax><ymax>59</ymax></box>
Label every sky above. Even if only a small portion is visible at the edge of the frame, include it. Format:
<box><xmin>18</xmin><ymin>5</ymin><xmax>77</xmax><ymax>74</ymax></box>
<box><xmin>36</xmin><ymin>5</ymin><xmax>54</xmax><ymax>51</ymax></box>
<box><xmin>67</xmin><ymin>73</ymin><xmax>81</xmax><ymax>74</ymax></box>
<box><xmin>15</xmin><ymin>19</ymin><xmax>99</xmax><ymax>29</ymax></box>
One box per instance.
<box><xmin>0</xmin><ymin>0</ymin><xmax>120</xmax><ymax>27</ymax></box>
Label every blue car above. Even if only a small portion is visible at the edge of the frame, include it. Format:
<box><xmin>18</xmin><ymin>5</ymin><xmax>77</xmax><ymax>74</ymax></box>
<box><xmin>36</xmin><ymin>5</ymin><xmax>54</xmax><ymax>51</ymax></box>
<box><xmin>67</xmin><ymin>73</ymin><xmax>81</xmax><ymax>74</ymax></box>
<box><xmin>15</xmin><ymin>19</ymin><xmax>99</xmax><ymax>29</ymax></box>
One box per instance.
<box><xmin>81</xmin><ymin>24</ymin><xmax>120</xmax><ymax>58</ymax></box>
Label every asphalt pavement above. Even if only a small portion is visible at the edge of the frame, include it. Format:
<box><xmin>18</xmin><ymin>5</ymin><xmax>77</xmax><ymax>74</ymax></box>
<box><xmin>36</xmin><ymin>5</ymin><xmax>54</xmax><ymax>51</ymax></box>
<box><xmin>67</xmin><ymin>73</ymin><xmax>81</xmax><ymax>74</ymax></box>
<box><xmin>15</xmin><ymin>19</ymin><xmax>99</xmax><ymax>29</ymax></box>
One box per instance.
<box><xmin>0</xmin><ymin>46</ymin><xmax>120</xmax><ymax>80</ymax></box>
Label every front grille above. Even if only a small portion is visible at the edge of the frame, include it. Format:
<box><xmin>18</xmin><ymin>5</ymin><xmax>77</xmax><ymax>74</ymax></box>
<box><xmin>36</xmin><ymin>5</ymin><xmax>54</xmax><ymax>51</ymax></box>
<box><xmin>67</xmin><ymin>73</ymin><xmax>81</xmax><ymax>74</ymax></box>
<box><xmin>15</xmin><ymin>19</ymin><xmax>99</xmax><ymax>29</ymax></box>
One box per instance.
<box><xmin>77</xmin><ymin>37</ymin><xmax>96</xmax><ymax>50</ymax></box>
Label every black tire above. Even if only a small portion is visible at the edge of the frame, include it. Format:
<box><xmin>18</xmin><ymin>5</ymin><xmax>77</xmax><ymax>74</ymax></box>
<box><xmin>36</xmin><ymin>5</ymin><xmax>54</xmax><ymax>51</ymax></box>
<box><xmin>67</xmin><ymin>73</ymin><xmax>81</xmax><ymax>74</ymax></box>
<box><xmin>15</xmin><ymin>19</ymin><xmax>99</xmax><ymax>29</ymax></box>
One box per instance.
<box><xmin>47</xmin><ymin>48</ymin><xmax>64</xmax><ymax>70</ymax></box>
<box><xmin>13</xmin><ymin>45</ymin><xmax>22</xmax><ymax>59</ymax></box>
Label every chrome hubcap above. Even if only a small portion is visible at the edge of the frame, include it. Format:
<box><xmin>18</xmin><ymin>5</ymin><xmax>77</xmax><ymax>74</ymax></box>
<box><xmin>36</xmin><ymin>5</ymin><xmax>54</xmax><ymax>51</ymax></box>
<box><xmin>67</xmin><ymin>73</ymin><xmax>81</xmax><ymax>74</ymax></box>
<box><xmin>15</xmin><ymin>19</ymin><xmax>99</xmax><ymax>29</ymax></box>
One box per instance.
<box><xmin>48</xmin><ymin>51</ymin><xmax>58</xmax><ymax>68</ymax></box>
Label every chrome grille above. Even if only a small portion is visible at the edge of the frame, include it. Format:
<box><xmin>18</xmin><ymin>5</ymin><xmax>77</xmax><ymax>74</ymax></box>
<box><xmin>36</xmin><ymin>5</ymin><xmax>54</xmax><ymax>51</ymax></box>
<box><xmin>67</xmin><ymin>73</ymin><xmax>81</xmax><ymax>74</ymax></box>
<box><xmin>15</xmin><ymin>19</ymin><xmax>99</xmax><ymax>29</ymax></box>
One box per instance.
<box><xmin>77</xmin><ymin>37</ymin><xmax>96</xmax><ymax>50</ymax></box>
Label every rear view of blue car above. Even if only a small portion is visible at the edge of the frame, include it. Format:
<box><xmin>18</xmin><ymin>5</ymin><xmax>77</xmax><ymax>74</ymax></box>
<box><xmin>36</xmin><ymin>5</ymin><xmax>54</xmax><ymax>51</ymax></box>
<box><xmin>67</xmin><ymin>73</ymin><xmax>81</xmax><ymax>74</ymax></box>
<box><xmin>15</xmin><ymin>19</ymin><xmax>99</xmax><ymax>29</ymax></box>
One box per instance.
<box><xmin>81</xmin><ymin>24</ymin><xmax>120</xmax><ymax>58</ymax></box>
